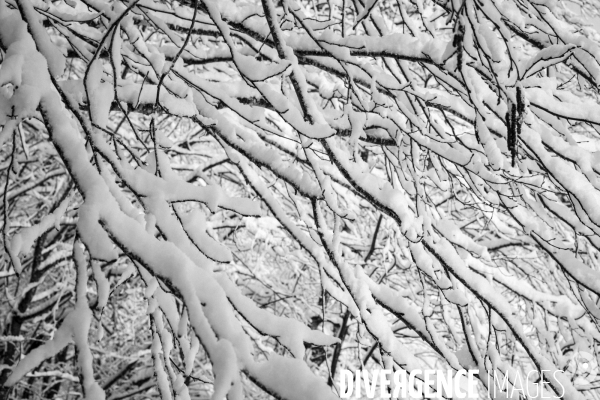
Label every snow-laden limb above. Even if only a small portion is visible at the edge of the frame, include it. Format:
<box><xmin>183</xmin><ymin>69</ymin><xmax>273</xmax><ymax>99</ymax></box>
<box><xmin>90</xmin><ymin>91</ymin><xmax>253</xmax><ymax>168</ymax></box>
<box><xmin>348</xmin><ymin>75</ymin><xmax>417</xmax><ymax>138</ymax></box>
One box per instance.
<box><xmin>217</xmin><ymin>273</ymin><xmax>339</xmax><ymax>358</ymax></box>
<box><xmin>8</xmin><ymin>194</ymin><xmax>69</xmax><ymax>273</ymax></box>
<box><xmin>4</xmin><ymin>310</ymin><xmax>76</xmax><ymax>387</ymax></box>
<box><xmin>5</xmin><ymin>242</ymin><xmax>104</xmax><ymax>400</ymax></box>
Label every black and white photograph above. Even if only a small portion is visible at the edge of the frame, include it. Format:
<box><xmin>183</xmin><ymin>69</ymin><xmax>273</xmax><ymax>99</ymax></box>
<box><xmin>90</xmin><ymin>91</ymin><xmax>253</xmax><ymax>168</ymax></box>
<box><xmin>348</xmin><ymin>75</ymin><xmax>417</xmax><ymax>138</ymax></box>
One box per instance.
<box><xmin>1</xmin><ymin>0</ymin><xmax>600</xmax><ymax>399</ymax></box>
